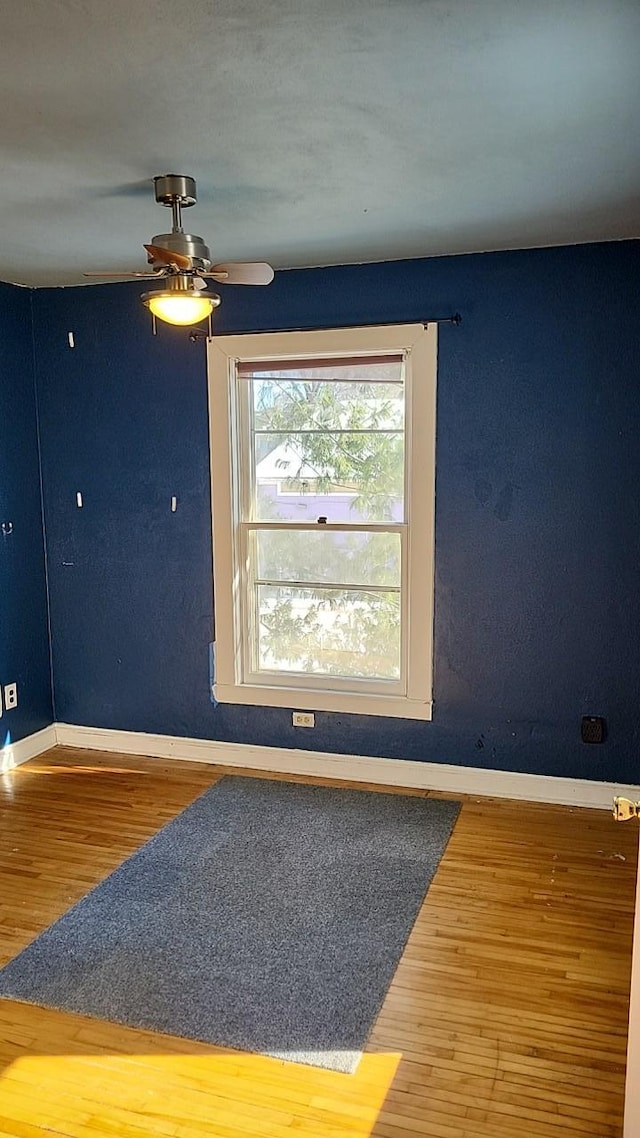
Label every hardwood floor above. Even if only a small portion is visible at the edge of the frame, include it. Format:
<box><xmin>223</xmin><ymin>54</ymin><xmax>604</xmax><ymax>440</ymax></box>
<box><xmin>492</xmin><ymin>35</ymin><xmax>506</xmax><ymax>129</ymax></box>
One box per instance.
<box><xmin>0</xmin><ymin>746</ymin><xmax>637</xmax><ymax>1138</ymax></box>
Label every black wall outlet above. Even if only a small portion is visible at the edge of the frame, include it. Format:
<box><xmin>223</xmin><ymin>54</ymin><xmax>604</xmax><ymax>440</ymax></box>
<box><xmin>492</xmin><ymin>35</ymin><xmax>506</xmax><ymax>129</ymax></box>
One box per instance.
<box><xmin>581</xmin><ymin>716</ymin><xmax>606</xmax><ymax>744</ymax></box>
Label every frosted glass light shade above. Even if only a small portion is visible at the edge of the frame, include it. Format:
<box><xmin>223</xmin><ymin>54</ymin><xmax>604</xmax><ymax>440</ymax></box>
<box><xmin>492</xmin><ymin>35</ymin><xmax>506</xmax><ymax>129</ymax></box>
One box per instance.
<box><xmin>142</xmin><ymin>290</ymin><xmax>215</xmax><ymax>326</ymax></box>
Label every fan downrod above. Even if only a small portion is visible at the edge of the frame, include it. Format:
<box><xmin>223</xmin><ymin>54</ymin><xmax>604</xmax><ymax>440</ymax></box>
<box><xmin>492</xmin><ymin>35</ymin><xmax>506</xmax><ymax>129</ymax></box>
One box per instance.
<box><xmin>153</xmin><ymin>174</ymin><xmax>198</xmax><ymax>237</ymax></box>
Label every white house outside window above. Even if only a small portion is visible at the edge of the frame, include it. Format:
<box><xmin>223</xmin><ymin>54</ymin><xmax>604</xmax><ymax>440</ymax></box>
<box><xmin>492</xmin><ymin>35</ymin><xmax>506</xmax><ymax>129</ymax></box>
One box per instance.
<box><xmin>208</xmin><ymin>323</ymin><xmax>437</xmax><ymax>719</ymax></box>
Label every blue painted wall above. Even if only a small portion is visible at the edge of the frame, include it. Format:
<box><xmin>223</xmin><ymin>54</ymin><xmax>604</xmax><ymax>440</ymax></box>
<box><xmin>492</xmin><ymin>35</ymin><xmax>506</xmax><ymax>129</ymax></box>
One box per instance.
<box><xmin>32</xmin><ymin>241</ymin><xmax>640</xmax><ymax>782</ymax></box>
<box><xmin>0</xmin><ymin>283</ymin><xmax>52</xmax><ymax>743</ymax></box>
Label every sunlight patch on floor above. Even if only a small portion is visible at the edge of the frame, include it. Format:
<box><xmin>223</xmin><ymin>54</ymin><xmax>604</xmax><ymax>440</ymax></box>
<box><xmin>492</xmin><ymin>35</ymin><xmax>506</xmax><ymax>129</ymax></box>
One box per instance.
<box><xmin>0</xmin><ymin>1047</ymin><xmax>402</xmax><ymax>1137</ymax></box>
<box><xmin>8</xmin><ymin>762</ymin><xmax>156</xmax><ymax>777</ymax></box>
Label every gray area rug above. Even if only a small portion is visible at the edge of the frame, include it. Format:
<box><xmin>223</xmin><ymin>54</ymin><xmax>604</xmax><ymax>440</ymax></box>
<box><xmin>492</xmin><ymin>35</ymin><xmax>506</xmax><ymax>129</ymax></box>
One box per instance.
<box><xmin>0</xmin><ymin>776</ymin><xmax>459</xmax><ymax>1072</ymax></box>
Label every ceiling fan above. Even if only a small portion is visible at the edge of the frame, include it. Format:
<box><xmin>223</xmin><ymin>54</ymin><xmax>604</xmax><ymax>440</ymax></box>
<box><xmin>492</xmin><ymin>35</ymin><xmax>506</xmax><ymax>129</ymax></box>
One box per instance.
<box><xmin>84</xmin><ymin>174</ymin><xmax>274</xmax><ymax>326</ymax></box>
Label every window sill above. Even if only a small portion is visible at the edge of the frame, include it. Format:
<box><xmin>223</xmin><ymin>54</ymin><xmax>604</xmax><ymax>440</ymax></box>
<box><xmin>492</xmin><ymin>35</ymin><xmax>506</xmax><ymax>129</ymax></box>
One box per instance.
<box><xmin>213</xmin><ymin>682</ymin><xmax>433</xmax><ymax>721</ymax></box>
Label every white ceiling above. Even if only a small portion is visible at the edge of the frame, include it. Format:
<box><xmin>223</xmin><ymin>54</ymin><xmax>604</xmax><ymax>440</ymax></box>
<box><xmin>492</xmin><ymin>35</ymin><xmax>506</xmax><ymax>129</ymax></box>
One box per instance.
<box><xmin>2</xmin><ymin>0</ymin><xmax>639</xmax><ymax>286</ymax></box>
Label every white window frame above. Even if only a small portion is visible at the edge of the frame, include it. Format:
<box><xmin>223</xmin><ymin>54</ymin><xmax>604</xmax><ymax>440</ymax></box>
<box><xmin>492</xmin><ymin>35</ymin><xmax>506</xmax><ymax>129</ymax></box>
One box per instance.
<box><xmin>207</xmin><ymin>322</ymin><xmax>437</xmax><ymax>720</ymax></box>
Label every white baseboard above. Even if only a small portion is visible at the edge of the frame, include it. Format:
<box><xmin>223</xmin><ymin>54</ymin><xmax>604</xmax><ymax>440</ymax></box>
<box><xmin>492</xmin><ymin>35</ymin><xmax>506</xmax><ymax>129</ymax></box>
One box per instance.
<box><xmin>0</xmin><ymin>724</ymin><xmax>58</xmax><ymax>773</ymax></box>
<box><xmin>6</xmin><ymin>721</ymin><xmax>636</xmax><ymax>811</ymax></box>
<box><xmin>53</xmin><ymin>722</ymin><xmax>640</xmax><ymax>810</ymax></box>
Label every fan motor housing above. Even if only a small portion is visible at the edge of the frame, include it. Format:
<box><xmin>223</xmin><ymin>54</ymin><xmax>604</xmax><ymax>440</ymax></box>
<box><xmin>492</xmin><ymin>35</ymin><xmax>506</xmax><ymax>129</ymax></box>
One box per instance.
<box><xmin>149</xmin><ymin>231</ymin><xmax>212</xmax><ymax>270</ymax></box>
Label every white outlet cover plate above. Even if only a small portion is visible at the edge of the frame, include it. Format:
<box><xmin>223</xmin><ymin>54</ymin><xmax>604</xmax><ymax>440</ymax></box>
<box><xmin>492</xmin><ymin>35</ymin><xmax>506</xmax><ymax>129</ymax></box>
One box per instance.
<box><xmin>292</xmin><ymin>712</ymin><xmax>315</xmax><ymax>728</ymax></box>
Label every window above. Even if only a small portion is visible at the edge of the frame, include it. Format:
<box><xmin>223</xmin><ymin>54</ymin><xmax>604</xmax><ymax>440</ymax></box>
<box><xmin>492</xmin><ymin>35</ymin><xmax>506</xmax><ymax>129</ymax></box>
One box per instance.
<box><xmin>208</xmin><ymin>323</ymin><xmax>436</xmax><ymax>719</ymax></box>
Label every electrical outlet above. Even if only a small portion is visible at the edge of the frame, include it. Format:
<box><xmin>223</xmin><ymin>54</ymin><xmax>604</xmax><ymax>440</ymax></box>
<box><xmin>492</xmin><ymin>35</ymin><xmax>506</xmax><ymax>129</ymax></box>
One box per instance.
<box><xmin>4</xmin><ymin>683</ymin><xmax>17</xmax><ymax>710</ymax></box>
<box><xmin>292</xmin><ymin>711</ymin><xmax>315</xmax><ymax>728</ymax></box>
<box><xmin>581</xmin><ymin>715</ymin><xmax>605</xmax><ymax>744</ymax></box>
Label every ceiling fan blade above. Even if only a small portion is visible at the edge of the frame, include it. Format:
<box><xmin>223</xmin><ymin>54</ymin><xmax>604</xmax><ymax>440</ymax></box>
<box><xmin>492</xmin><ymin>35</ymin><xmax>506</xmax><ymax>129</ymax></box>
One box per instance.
<box><xmin>144</xmin><ymin>243</ymin><xmax>192</xmax><ymax>270</ymax></box>
<box><xmin>208</xmin><ymin>261</ymin><xmax>275</xmax><ymax>286</ymax></box>
<box><xmin>83</xmin><ymin>270</ymin><xmax>166</xmax><ymax>279</ymax></box>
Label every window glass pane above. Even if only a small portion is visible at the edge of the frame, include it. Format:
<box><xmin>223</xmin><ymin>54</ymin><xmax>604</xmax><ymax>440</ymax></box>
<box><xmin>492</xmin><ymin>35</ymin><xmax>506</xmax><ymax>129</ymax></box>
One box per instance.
<box><xmin>256</xmin><ymin>585</ymin><xmax>401</xmax><ymax>680</ymax></box>
<box><xmin>253</xmin><ymin>431</ymin><xmax>404</xmax><ymax>523</ymax></box>
<box><xmin>252</xmin><ymin>377</ymin><xmax>404</xmax><ymax>432</ymax></box>
<box><xmin>255</xmin><ymin>529</ymin><xmax>401</xmax><ymax>588</ymax></box>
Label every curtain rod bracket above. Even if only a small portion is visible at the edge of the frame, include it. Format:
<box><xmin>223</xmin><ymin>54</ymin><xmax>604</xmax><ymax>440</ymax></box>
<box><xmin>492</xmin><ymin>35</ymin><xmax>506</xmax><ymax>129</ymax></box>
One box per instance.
<box><xmin>424</xmin><ymin>312</ymin><xmax>462</xmax><ymax>327</ymax></box>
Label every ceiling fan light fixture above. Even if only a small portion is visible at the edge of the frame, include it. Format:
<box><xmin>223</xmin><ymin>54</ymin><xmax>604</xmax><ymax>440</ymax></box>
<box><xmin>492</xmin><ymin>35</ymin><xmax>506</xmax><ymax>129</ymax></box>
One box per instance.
<box><xmin>141</xmin><ymin>284</ymin><xmax>220</xmax><ymax>327</ymax></box>
<box><xmin>85</xmin><ymin>176</ymin><xmax>273</xmax><ymax>326</ymax></box>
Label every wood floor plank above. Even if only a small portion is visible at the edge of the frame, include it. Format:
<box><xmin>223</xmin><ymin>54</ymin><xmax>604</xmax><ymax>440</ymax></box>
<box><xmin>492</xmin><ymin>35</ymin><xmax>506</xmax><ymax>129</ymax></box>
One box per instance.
<box><xmin>0</xmin><ymin>746</ymin><xmax>636</xmax><ymax>1137</ymax></box>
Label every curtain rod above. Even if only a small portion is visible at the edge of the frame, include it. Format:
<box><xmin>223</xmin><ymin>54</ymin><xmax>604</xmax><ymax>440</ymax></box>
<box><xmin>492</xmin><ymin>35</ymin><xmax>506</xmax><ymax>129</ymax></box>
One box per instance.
<box><xmin>187</xmin><ymin>313</ymin><xmax>462</xmax><ymax>342</ymax></box>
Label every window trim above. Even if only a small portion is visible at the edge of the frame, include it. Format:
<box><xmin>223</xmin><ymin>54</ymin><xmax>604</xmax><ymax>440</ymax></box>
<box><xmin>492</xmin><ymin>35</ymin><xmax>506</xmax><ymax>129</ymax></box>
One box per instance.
<box><xmin>207</xmin><ymin>322</ymin><xmax>437</xmax><ymax>721</ymax></box>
